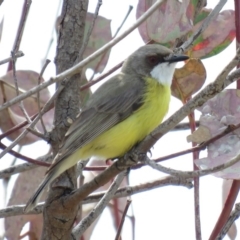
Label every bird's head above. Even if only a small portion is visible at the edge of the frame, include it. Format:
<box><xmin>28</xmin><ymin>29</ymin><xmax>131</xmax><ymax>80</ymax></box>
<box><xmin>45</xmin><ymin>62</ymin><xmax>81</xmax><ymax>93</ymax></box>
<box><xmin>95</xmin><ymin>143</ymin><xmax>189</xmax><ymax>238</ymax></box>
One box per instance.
<box><xmin>122</xmin><ymin>44</ymin><xmax>189</xmax><ymax>86</ymax></box>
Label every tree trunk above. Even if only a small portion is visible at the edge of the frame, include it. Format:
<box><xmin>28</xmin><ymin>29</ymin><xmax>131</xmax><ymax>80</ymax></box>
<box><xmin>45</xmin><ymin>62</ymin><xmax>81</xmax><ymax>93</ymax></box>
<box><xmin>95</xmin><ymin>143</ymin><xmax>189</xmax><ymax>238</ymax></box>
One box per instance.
<box><xmin>41</xmin><ymin>0</ymin><xmax>88</xmax><ymax>239</ymax></box>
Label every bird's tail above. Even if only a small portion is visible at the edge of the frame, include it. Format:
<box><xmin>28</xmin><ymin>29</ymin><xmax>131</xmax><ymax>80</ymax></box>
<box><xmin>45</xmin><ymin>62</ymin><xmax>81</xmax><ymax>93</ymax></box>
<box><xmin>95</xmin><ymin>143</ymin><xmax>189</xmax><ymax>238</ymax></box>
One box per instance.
<box><xmin>24</xmin><ymin>150</ymin><xmax>84</xmax><ymax>212</ymax></box>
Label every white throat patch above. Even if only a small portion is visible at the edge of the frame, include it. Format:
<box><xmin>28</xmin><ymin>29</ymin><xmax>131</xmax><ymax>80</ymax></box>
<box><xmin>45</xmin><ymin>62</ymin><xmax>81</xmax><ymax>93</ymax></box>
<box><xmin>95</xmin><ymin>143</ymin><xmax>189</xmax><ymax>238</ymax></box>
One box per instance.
<box><xmin>150</xmin><ymin>62</ymin><xmax>177</xmax><ymax>86</ymax></box>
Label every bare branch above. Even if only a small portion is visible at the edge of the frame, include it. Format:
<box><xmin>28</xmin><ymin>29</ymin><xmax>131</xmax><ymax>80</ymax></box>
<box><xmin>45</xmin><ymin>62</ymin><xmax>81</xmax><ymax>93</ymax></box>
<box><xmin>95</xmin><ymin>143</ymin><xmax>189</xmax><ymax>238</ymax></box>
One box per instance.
<box><xmin>84</xmin><ymin>176</ymin><xmax>193</xmax><ymax>203</ymax></box>
<box><xmin>144</xmin><ymin>151</ymin><xmax>240</xmax><ymax>178</ymax></box>
<box><xmin>0</xmin><ymin>51</ymin><xmax>24</xmax><ymax>65</ymax></box>
<box><xmin>209</xmin><ymin>180</ymin><xmax>240</xmax><ymax>240</ymax></box>
<box><xmin>26</xmin><ymin>127</ymin><xmax>47</xmax><ymax>140</ymax></box>
<box><xmin>0</xmin><ymin>142</ymin><xmax>50</xmax><ymax>167</ymax></box>
<box><xmin>78</xmin><ymin>0</ymin><xmax>102</xmax><ymax>60</ymax></box>
<box><xmin>72</xmin><ymin>171</ymin><xmax>126</xmax><ymax>238</ymax></box>
<box><xmin>0</xmin><ymin>175</ymin><xmax>192</xmax><ymax>218</ymax></box>
<box><xmin>113</xmin><ymin>5</ymin><xmax>133</xmax><ymax>38</ymax></box>
<box><xmin>179</xmin><ymin>0</ymin><xmax>227</xmax><ymax>52</ymax></box>
<box><xmin>115</xmin><ymin>199</ymin><xmax>132</xmax><ymax>240</ymax></box>
<box><xmin>80</xmin><ymin>61</ymin><xmax>123</xmax><ymax>91</ymax></box>
<box><xmin>216</xmin><ymin>203</ymin><xmax>240</xmax><ymax>240</ymax></box>
<box><xmin>8</xmin><ymin>0</ymin><xmax>32</xmax><ymax>70</ymax></box>
<box><xmin>0</xmin><ymin>154</ymin><xmax>51</xmax><ymax>179</ymax></box>
<box><xmin>37</xmin><ymin>59</ymin><xmax>51</xmax><ymax>134</ymax></box>
<box><xmin>11</xmin><ymin>51</ymin><xmax>32</xmax><ymax>124</ymax></box>
<box><xmin>88</xmin><ymin>5</ymin><xmax>133</xmax><ymax>81</ymax></box>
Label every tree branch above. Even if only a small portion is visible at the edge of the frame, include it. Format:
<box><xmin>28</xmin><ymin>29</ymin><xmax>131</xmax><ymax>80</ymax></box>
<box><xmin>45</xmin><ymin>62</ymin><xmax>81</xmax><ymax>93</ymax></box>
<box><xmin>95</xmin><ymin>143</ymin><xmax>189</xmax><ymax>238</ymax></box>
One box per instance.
<box><xmin>0</xmin><ymin>154</ymin><xmax>52</xmax><ymax>179</ymax></box>
<box><xmin>216</xmin><ymin>202</ymin><xmax>240</xmax><ymax>240</ymax></box>
<box><xmin>144</xmin><ymin>151</ymin><xmax>240</xmax><ymax>178</ymax></box>
<box><xmin>72</xmin><ymin>171</ymin><xmax>126</xmax><ymax>239</ymax></box>
<box><xmin>0</xmin><ymin>175</ymin><xmax>192</xmax><ymax>218</ymax></box>
<box><xmin>179</xmin><ymin>0</ymin><xmax>227</xmax><ymax>52</ymax></box>
<box><xmin>0</xmin><ymin>51</ymin><xmax>24</xmax><ymax>65</ymax></box>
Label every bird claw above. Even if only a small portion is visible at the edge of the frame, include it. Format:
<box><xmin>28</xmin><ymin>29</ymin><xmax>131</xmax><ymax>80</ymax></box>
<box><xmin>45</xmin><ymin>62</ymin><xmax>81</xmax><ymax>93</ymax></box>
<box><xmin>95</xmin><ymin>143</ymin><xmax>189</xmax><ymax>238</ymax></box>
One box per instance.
<box><xmin>124</xmin><ymin>151</ymin><xmax>146</xmax><ymax>163</ymax></box>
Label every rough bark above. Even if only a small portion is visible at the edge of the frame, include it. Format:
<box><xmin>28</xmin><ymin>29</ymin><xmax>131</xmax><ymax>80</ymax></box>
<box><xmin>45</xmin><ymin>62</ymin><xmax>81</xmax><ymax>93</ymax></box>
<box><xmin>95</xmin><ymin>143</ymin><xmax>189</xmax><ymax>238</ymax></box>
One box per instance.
<box><xmin>41</xmin><ymin>0</ymin><xmax>88</xmax><ymax>239</ymax></box>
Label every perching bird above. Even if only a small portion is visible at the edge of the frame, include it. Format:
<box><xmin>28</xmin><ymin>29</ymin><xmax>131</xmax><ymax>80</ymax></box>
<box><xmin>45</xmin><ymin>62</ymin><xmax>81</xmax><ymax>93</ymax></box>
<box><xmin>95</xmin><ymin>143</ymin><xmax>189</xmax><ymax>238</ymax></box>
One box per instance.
<box><xmin>24</xmin><ymin>44</ymin><xmax>188</xmax><ymax>212</ymax></box>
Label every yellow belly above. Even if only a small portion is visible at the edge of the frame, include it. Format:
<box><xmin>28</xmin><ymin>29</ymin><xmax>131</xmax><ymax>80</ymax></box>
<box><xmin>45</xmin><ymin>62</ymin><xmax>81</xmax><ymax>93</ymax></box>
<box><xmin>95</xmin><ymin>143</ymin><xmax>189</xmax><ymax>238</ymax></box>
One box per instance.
<box><xmin>79</xmin><ymin>78</ymin><xmax>171</xmax><ymax>160</ymax></box>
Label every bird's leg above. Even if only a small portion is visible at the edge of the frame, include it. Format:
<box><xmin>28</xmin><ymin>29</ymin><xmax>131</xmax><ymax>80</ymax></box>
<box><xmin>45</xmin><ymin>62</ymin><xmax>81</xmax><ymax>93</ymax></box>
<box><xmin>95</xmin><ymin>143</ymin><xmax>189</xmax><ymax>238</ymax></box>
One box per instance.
<box><xmin>124</xmin><ymin>146</ymin><xmax>147</xmax><ymax>163</ymax></box>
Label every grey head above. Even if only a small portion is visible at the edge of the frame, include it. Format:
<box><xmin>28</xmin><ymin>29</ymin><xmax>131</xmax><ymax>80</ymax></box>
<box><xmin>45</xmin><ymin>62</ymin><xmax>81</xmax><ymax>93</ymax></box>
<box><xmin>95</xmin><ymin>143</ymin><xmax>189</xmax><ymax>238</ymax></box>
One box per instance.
<box><xmin>122</xmin><ymin>44</ymin><xmax>189</xmax><ymax>86</ymax></box>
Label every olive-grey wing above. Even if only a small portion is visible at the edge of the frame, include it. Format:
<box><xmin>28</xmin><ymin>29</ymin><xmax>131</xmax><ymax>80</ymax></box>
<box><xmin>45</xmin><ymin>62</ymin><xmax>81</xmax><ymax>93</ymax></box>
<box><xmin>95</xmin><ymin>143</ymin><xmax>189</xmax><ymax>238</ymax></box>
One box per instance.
<box><xmin>59</xmin><ymin>74</ymin><xmax>145</xmax><ymax>160</ymax></box>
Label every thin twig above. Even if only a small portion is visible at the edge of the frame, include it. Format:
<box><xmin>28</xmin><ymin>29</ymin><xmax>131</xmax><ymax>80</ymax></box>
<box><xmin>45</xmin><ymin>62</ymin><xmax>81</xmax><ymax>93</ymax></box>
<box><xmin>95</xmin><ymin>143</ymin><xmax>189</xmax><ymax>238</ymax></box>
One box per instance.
<box><xmin>115</xmin><ymin>199</ymin><xmax>132</xmax><ymax>240</ymax></box>
<box><xmin>173</xmin><ymin>121</ymin><xmax>199</xmax><ymax>131</ymax></box>
<box><xmin>88</xmin><ymin>5</ymin><xmax>133</xmax><ymax>81</ymax></box>
<box><xmin>113</xmin><ymin>5</ymin><xmax>133</xmax><ymax>38</ymax></box>
<box><xmin>0</xmin><ymin>154</ymin><xmax>52</xmax><ymax>179</ymax></box>
<box><xmin>0</xmin><ymin>87</ymin><xmax>60</xmax><ymax>159</ymax></box>
<box><xmin>76</xmin><ymin>172</ymin><xmax>85</xmax><ymax>223</ymax></box>
<box><xmin>78</xmin><ymin>0</ymin><xmax>102</xmax><ymax>61</ymax></box>
<box><xmin>26</xmin><ymin>127</ymin><xmax>47</xmax><ymax>140</ymax></box>
<box><xmin>209</xmin><ymin>180</ymin><xmax>240</xmax><ymax>240</ymax></box>
<box><xmin>11</xmin><ymin>51</ymin><xmax>32</xmax><ymax>123</ymax></box>
<box><xmin>0</xmin><ymin>142</ymin><xmax>50</xmax><ymax>167</ymax></box>
<box><xmin>41</xmin><ymin>0</ymin><xmax>61</xmax><ymax>66</ymax></box>
<box><xmin>2</xmin><ymin>145</ymin><xmax>21</xmax><ymax>205</ymax></box>
<box><xmin>0</xmin><ymin>175</ymin><xmax>192</xmax><ymax>217</ymax></box>
<box><xmin>188</xmin><ymin>111</ymin><xmax>202</xmax><ymax>240</ymax></box>
<box><xmin>80</xmin><ymin>61</ymin><xmax>123</xmax><ymax>91</ymax></box>
<box><xmin>0</xmin><ymin>113</ymin><xmax>37</xmax><ymax>140</ymax></box>
<box><xmin>37</xmin><ymin>59</ymin><xmax>51</xmax><ymax>134</ymax></box>
<box><xmin>216</xmin><ymin>203</ymin><xmax>240</xmax><ymax>240</ymax></box>
<box><xmin>0</xmin><ymin>0</ymin><xmax>165</xmax><ymax>112</ymax></box>
<box><xmin>72</xmin><ymin>171</ymin><xmax>126</xmax><ymax>238</ymax></box>
<box><xmin>144</xmin><ymin>151</ymin><xmax>240</xmax><ymax>178</ymax></box>
<box><xmin>0</xmin><ymin>51</ymin><xmax>24</xmax><ymax>65</ymax></box>
<box><xmin>133</xmin><ymin>123</ymin><xmax>240</xmax><ymax>172</ymax></box>
<box><xmin>179</xmin><ymin>0</ymin><xmax>227</xmax><ymax>52</ymax></box>
<box><xmin>7</xmin><ymin>0</ymin><xmax>32</xmax><ymax>71</ymax></box>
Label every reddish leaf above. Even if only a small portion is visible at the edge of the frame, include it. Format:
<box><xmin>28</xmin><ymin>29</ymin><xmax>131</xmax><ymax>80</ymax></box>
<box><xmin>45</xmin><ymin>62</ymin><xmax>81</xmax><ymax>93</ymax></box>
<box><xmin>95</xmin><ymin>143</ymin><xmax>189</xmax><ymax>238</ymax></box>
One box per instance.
<box><xmin>190</xmin><ymin>10</ymin><xmax>235</xmax><ymax>59</ymax></box>
<box><xmin>0</xmin><ymin>70</ymin><xmax>53</xmax><ymax>145</ymax></box>
<box><xmin>171</xmin><ymin>58</ymin><xmax>206</xmax><ymax>101</ymax></box>
<box><xmin>136</xmin><ymin>0</ymin><xmax>194</xmax><ymax>44</ymax></box>
<box><xmin>5</xmin><ymin>168</ymin><xmax>46</xmax><ymax>239</ymax></box>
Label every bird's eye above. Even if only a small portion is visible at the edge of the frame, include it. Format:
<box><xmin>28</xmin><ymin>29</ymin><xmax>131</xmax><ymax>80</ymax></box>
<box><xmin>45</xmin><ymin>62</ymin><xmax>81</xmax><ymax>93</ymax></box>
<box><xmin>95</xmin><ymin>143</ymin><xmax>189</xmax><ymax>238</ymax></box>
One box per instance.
<box><xmin>147</xmin><ymin>55</ymin><xmax>159</xmax><ymax>65</ymax></box>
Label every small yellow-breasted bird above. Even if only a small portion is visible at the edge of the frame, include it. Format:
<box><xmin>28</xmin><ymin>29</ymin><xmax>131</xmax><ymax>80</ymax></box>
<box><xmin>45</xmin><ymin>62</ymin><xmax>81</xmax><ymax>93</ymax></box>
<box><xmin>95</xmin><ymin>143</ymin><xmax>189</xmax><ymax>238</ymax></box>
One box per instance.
<box><xmin>24</xmin><ymin>44</ymin><xmax>188</xmax><ymax>212</ymax></box>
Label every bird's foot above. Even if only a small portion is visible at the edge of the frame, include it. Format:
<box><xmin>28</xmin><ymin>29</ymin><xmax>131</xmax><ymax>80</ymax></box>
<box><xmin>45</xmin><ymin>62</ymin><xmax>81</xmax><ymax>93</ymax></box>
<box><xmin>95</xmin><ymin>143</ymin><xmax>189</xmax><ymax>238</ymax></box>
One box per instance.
<box><xmin>124</xmin><ymin>150</ymin><xmax>146</xmax><ymax>164</ymax></box>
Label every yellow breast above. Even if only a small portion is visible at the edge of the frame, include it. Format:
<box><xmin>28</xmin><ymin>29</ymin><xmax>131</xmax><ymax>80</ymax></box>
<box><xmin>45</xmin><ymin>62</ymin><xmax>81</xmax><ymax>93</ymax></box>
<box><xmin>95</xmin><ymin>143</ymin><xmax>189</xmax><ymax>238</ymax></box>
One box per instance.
<box><xmin>80</xmin><ymin>77</ymin><xmax>171</xmax><ymax>160</ymax></box>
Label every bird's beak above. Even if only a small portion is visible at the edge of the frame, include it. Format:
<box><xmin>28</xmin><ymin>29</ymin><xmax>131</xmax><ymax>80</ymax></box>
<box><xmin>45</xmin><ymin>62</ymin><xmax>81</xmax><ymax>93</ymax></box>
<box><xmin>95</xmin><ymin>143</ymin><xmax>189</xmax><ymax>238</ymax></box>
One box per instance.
<box><xmin>164</xmin><ymin>54</ymin><xmax>189</xmax><ymax>63</ymax></box>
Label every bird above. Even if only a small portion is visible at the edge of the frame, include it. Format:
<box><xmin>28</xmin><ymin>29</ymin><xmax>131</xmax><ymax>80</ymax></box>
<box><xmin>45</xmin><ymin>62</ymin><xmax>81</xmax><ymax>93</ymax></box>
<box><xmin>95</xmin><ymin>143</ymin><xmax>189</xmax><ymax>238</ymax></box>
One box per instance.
<box><xmin>24</xmin><ymin>44</ymin><xmax>188</xmax><ymax>212</ymax></box>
